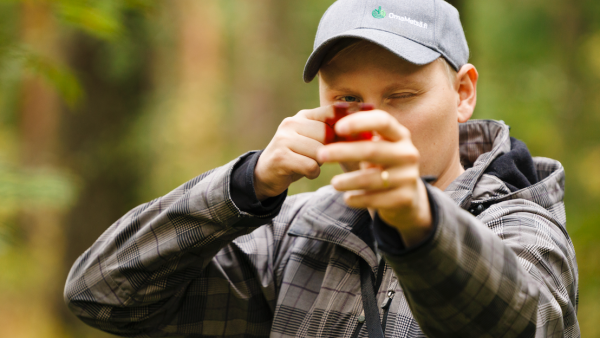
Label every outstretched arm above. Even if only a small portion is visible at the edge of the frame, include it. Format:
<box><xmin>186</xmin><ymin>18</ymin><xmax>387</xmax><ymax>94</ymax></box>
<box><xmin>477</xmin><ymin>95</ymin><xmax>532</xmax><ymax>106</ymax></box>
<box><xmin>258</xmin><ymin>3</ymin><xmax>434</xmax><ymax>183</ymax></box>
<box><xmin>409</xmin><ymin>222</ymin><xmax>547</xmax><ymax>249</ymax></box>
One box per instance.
<box><xmin>64</xmin><ymin>151</ymin><xmax>288</xmax><ymax>337</ymax></box>
<box><xmin>380</xmin><ymin>186</ymin><xmax>579</xmax><ymax>337</ymax></box>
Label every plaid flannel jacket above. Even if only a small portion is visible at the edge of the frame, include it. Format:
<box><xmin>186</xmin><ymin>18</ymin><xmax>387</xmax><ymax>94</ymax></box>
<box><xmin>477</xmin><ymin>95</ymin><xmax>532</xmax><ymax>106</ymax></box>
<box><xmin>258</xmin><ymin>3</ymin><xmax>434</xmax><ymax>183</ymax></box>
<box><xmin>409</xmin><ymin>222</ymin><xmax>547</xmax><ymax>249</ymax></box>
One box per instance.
<box><xmin>65</xmin><ymin>120</ymin><xmax>579</xmax><ymax>337</ymax></box>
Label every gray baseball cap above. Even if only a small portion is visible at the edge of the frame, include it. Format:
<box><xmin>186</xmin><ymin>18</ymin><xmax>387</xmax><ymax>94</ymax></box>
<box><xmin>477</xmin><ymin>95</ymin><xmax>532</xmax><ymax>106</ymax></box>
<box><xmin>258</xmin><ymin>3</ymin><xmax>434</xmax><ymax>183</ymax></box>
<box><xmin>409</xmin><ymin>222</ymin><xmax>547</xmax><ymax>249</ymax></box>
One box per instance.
<box><xmin>303</xmin><ymin>0</ymin><xmax>469</xmax><ymax>83</ymax></box>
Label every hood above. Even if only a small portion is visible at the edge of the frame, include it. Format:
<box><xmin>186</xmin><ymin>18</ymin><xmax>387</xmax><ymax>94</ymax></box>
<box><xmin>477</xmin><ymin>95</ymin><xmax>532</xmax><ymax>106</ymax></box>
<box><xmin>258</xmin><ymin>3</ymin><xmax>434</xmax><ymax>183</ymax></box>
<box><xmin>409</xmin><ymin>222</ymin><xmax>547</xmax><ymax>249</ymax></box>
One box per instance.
<box><xmin>484</xmin><ymin>137</ymin><xmax>540</xmax><ymax>192</ymax></box>
<box><xmin>445</xmin><ymin>120</ymin><xmax>566</xmax><ymax>226</ymax></box>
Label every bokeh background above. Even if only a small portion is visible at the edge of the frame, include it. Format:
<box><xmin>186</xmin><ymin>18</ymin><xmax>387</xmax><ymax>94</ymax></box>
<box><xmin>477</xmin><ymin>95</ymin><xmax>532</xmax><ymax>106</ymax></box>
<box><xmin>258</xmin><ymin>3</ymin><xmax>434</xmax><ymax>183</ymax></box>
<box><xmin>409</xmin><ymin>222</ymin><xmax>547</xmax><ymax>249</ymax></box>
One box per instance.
<box><xmin>0</xmin><ymin>0</ymin><xmax>598</xmax><ymax>337</ymax></box>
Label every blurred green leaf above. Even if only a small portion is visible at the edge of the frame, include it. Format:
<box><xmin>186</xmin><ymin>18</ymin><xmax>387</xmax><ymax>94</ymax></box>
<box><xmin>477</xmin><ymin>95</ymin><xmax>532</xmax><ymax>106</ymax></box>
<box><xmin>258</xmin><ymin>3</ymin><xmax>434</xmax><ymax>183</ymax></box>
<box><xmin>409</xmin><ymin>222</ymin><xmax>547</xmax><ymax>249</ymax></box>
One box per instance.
<box><xmin>0</xmin><ymin>162</ymin><xmax>78</xmax><ymax>209</ymax></box>
<box><xmin>24</xmin><ymin>51</ymin><xmax>83</xmax><ymax>108</ymax></box>
<box><xmin>2</xmin><ymin>46</ymin><xmax>84</xmax><ymax>108</ymax></box>
<box><xmin>55</xmin><ymin>0</ymin><xmax>154</xmax><ymax>41</ymax></box>
<box><xmin>123</xmin><ymin>0</ymin><xmax>153</xmax><ymax>11</ymax></box>
<box><xmin>56</xmin><ymin>1</ymin><xmax>122</xmax><ymax>40</ymax></box>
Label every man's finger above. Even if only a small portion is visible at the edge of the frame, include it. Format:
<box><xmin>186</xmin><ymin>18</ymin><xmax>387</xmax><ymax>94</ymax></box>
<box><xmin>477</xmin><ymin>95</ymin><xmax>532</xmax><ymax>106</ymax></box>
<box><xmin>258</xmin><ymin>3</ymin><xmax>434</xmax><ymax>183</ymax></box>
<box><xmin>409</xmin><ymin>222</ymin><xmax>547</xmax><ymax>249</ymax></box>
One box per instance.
<box><xmin>343</xmin><ymin>185</ymin><xmax>416</xmax><ymax>210</ymax></box>
<box><xmin>295</xmin><ymin>105</ymin><xmax>336</xmax><ymax>123</ymax></box>
<box><xmin>318</xmin><ymin>141</ymin><xmax>419</xmax><ymax>166</ymax></box>
<box><xmin>331</xmin><ymin>166</ymin><xmax>418</xmax><ymax>192</ymax></box>
<box><xmin>281</xmin><ymin>118</ymin><xmax>327</xmax><ymax>144</ymax></box>
<box><xmin>287</xmin><ymin>135</ymin><xmax>325</xmax><ymax>166</ymax></box>
<box><xmin>335</xmin><ymin>110</ymin><xmax>409</xmax><ymax>142</ymax></box>
<box><xmin>274</xmin><ymin>150</ymin><xmax>322</xmax><ymax>180</ymax></box>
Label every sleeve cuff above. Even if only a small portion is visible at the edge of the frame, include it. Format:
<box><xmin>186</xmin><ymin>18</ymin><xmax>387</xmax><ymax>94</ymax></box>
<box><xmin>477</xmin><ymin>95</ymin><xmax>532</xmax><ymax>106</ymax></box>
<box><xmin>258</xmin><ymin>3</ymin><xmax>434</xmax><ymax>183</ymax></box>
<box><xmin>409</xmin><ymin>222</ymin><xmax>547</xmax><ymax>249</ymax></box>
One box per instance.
<box><xmin>230</xmin><ymin>150</ymin><xmax>287</xmax><ymax>217</ymax></box>
<box><xmin>373</xmin><ymin>180</ymin><xmax>440</xmax><ymax>256</ymax></box>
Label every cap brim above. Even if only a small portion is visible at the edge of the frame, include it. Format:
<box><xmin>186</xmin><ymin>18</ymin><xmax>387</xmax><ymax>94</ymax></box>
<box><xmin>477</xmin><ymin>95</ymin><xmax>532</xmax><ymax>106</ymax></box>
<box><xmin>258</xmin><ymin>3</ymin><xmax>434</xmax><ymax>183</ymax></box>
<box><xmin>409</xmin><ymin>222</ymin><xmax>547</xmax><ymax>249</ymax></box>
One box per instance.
<box><xmin>303</xmin><ymin>28</ymin><xmax>441</xmax><ymax>83</ymax></box>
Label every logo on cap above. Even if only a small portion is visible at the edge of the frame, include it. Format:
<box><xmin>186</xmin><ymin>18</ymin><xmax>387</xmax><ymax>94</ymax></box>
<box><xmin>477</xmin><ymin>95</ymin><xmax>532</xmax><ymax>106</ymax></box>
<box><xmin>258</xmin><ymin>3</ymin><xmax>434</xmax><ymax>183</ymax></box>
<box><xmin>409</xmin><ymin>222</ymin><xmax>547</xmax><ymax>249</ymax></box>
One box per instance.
<box><xmin>372</xmin><ymin>6</ymin><xmax>386</xmax><ymax>19</ymax></box>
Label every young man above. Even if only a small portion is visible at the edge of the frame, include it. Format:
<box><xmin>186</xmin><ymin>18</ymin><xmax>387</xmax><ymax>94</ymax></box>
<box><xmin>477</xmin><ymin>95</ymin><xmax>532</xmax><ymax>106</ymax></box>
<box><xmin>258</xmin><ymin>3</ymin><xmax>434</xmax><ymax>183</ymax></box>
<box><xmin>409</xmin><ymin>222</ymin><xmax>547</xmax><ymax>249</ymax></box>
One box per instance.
<box><xmin>65</xmin><ymin>1</ymin><xmax>579</xmax><ymax>337</ymax></box>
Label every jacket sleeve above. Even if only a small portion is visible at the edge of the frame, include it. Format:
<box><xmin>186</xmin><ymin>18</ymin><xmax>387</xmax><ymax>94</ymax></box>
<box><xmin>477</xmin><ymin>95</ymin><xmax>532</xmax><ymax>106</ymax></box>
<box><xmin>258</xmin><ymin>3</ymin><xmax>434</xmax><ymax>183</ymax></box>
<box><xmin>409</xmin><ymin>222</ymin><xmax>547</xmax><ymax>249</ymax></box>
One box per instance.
<box><xmin>381</xmin><ymin>186</ymin><xmax>579</xmax><ymax>338</ymax></box>
<box><xmin>64</xmin><ymin>151</ymin><xmax>291</xmax><ymax>337</ymax></box>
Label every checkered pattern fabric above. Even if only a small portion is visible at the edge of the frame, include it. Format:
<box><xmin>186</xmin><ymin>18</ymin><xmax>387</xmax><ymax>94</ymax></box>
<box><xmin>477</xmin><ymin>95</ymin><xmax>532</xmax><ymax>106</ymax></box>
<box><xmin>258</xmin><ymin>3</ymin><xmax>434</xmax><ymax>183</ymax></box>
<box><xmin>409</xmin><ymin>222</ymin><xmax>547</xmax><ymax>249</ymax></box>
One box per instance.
<box><xmin>64</xmin><ymin>120</ymin><xmax>579</xmax><ymax>337</ymax></box>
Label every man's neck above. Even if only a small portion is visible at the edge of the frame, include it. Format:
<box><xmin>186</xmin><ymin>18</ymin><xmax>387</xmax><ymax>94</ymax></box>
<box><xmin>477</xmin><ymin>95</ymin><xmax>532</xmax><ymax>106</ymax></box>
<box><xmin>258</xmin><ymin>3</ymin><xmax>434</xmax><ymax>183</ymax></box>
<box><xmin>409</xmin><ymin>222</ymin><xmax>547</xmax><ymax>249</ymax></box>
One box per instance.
<box><xmin>432</xmin><ymin>152</ymin><xmax>465</xmax><ymax>191</ymax></box>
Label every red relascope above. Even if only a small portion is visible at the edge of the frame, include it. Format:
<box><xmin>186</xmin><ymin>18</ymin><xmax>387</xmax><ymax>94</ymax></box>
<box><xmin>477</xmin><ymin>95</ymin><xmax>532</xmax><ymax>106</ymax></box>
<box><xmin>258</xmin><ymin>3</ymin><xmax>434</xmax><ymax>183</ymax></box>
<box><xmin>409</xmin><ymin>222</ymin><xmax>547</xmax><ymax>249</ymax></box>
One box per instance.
<box><xmin>324</xmin><ymin>102</ymin><xmax>374</xmax><ymax>145</ymax></box>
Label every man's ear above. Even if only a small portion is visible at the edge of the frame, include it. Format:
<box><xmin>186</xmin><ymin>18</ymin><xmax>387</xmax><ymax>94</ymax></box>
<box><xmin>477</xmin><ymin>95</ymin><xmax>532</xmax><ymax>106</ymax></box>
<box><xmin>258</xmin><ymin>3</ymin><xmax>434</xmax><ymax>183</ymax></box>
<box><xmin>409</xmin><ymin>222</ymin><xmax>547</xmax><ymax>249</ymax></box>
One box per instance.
<box><xmin>455</xmin><ymin>64</ymin><xmax>478</xmax><ymax>123</ymax></box>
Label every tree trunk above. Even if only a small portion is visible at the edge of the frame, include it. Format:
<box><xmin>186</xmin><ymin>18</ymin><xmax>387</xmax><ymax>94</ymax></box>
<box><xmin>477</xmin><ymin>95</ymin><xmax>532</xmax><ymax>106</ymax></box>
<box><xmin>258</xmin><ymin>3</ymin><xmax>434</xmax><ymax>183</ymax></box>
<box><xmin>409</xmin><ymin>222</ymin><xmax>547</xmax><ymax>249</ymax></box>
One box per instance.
<box><xmin>4</xmin><ymin>1</ymin><xmax>67</xmax><ymax>338</ymax></box>
<box><xmin>140</xmin><ymin>0</ymin><xmax>226</xmax><ymax>196</ymax></box>
<box><xmin>59</xmin><ymin>14</ymin><xmax>152</xmax><ymax>338</ymax></box>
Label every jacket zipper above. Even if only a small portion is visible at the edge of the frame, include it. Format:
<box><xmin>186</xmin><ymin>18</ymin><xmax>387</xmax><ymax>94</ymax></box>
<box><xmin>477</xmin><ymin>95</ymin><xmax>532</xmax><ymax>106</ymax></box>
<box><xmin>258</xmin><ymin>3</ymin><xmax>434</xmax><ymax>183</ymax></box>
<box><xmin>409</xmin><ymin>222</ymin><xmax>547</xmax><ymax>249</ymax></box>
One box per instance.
<box><xmin>352</xmin><ymin>290</ymin><xmax>395</xmax><ymax>337</ymax></box>
<box><xmin>351</xmin><ymin>259</ymin><xmax>388</xmax><ymax>338</ymax></box>
<box><xmin>350</xmin><ymin>309</ymin><xmax>365</xmax><ymax>338</ymax></box>
<box><xmin>380</xmin><ymin>290</ymin><xmax>395</xmax><ymax>334</ymax></box>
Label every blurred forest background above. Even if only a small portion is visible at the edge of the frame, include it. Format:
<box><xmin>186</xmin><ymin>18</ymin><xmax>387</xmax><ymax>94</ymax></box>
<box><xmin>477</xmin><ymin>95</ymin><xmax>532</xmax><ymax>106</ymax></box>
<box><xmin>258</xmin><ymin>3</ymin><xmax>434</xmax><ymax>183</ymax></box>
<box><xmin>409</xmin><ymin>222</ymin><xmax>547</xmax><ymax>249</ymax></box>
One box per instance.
<box><xmin>0</xmin><ymin>0</ymin><xmax>598</xmax><ymax>337</ymax></box>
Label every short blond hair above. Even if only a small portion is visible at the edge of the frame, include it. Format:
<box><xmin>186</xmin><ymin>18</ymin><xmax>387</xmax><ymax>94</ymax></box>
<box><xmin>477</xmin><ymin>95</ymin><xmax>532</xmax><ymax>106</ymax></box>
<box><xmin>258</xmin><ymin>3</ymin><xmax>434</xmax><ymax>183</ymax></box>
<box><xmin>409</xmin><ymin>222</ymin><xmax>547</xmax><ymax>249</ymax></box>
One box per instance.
<box><xmin>321</xmin><ymin>38</ymin><xmax>457</xmax><ymax>87</ymax></box>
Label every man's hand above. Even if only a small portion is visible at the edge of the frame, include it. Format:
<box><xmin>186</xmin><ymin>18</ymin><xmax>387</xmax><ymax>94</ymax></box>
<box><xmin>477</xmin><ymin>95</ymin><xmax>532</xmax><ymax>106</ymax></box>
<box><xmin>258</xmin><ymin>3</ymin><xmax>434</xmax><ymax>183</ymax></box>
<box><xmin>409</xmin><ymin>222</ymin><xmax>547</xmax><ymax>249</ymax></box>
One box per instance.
<box><xmin>317</xmin><ymin>109</ymin><xmax>433</xmax><ymax>248</ymax></box>
<box><xmin>253</xmin><ymin>106</ymin><xmax>335</xmax><ymax>201</ymax></box>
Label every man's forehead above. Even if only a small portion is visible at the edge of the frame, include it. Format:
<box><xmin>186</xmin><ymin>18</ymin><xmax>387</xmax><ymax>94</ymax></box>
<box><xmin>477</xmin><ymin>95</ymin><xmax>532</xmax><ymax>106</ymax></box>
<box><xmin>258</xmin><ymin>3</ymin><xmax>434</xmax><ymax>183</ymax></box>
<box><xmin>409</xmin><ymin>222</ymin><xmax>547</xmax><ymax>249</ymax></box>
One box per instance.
<box><xmin>319</xmin><ymin>49</ymin><xmax>436</xmax><ymax>84</ymax></box>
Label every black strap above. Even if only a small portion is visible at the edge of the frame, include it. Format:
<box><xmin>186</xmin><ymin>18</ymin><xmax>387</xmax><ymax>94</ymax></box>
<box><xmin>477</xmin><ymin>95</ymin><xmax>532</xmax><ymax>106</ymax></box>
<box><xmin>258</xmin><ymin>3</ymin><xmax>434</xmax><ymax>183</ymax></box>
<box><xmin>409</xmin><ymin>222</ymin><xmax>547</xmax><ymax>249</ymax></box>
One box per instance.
<box><xmin>374</xmin><ymin>258</ymin><xmax>385</xmax><ymax>294</ymax></box>
<box><xmin>359</xmin><ymin>259</ymin><xmax>385</xmax><ymax>338</ymax></box>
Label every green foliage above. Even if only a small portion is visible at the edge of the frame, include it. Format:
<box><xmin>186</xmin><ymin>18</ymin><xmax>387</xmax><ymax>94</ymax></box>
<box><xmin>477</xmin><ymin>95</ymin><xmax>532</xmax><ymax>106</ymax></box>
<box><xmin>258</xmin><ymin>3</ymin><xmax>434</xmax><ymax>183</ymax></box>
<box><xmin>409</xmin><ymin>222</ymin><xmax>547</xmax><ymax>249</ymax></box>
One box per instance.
<box><xmin>0</xmin><ymin>161</ymin><xmax>77</xmax><ymax>249</ymax></box>
<box><xmin>10</xmin><ymin>46</ymin><xmax>83</xmax><ymax>107</ymax></box>
<box><xmin>0</xmin><ymin>0</ymin><xmax>154</xmax><ymax>106</ymax></box>
<box><xmin>0</xmin><ymin>0</ymin><xmax>151</xmax><ymax>250</ymax></box>
<box><xmin>0</xmin><ymin>163</ymin><xmax>77</xmax><ymax>209</ymax></box>
<box><xmin>56</xmin><ymin>0</ymin><xmax>153</xmax><ymax>41</ymax></box>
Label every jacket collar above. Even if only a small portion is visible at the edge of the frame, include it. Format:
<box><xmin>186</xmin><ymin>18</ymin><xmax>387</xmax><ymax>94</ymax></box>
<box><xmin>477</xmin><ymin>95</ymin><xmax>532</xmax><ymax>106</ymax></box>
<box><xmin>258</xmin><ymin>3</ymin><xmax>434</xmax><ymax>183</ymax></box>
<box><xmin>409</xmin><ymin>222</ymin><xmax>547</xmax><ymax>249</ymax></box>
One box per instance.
<box><xmin>446</xmin><ymin>120</ymin><xmax>565</xmax><ymax>213</ymax></box>
<box><xmin>287</xmin><ymin>188</ymin><xmax>380</xmax><ymax>269</ymax></box>
<box><xmin>445</xmin><ymin>120</ymin><xmax>512</xmax><ymax>208</ymax></box>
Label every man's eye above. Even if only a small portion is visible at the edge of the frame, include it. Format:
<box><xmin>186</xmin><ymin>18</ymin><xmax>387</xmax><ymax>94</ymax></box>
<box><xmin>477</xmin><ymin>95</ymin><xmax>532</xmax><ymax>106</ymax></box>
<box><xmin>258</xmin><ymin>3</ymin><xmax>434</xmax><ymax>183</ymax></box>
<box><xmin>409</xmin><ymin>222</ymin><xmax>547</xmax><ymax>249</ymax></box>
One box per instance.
<box><xmin>391</xmin><ymin>93</ymin><xmax>415</xmax><ymax>99</ymax></box>
<box><xmin>341</xmin><ymin>96</ymin><xmax>358</xmax><ymax>102</ymax></box>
